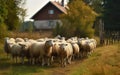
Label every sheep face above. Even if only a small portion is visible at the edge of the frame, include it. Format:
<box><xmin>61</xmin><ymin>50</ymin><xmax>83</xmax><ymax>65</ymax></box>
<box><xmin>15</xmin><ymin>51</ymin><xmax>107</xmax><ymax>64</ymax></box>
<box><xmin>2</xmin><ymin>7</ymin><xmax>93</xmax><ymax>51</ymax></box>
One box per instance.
<box><xmin>60</xmin><ymin>44</ymin><xmax>67</xmax><ymax>51</ymax></box>
<box><xmin>59</xmin><ymin>44</ymin><xmax>68</xmax><ymax>57</ymax></box>
<box><xmin>20</xmin><ymin>44</ymin><xmax>28</xmax><ymax>51</ymax></box>
<box><xmin>45</xmin><ymin>40</ymin><xmax>54</xmax><ymax>48</ymax></box>
<box><xmin>45</xmin><ymin>40</ymin><xmax>54</xmax><ymax>57</ymax></box>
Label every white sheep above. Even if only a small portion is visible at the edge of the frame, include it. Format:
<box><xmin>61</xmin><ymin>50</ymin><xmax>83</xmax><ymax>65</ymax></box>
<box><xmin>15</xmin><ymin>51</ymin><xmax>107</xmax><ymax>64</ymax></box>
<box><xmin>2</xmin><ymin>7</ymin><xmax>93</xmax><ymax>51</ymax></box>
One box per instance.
<box><xmin>71</xmin><ymin>43</ymin><xmax>80</xmax><ymax>60</ymax></box>
<box><xmin>67</xmin><ymin>38</ymin><xmax>80</xmax><ymax>59</ymax></box>
<box><xmin>44</xmin><ymin>40</ymin><xmax>54</xmax><ymax>66</ymax></box>
<box><xmin>15</xmin><ymin>38</ymin><xmax>24</xmax><ymax>43</ymax></box>
<box><xmin>44</xmin><ymin>39</ymin><xmax>65</xmax><ymax>66</ymax></box>
<box><xmin>59</xmin><ymin>42</ymin><xmax>73</xmax><ymax>67</ymax></box>
<box><xmin>19</xmin><ymin>41</ymin><xmax>33</xmax><ymax>64</ymax></box>
<box><xmin>78</xmin><ymin>39</ymin><xmax>86</xmax><ymax>57</ymax></box>
<box><xmin>10</xmin><ymin>43</ymin><xmax>22</xmax><ymax>63</ymax></box>
<box><xmin>4</xmin><ymin>37</ymin><xmax>16</xmax><ymax>58</ymax></box>
<box><xmin>29</xmin><ymin>41</ymin><xmax>46</xmax><ymax>66</ymax></box>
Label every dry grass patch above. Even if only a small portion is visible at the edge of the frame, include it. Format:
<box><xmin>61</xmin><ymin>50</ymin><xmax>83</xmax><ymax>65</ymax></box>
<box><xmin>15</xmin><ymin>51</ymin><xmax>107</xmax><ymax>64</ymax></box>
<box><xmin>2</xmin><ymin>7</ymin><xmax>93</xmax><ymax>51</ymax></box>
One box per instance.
<box><xmin>7</xmin><ymin>31</ymin><xmax>53</xmax><ymax>39</ymax></box>
<box><xmin>70</xmin><ymin>44</ymin><xmax>120</xmax><ymax>75</ymax></box>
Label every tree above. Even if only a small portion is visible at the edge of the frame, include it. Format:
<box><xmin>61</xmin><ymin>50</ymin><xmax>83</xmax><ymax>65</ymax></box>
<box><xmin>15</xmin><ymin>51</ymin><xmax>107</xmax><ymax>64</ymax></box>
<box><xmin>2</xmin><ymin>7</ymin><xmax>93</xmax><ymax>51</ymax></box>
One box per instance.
<box><xmin>83</xmin><ymin>0</ymin><xmax>105</xmax><ymax>38</ymax></box>
<box><xmin>5</xmin><ymin>0</ymin><xmax>26</xmax><ymax>30</ymax></box>
<box><xmin>70</xmin><ymin>0</ymin><xmax>104</xmax><ymax>14</ymax></box>
<box><xmin>0</xmin><ymin>0</ymin><xmax>7</xmax><ymax>23</ymax></box>
<box><xmin>0</xmin><ymin>0</ymin><xmax>8</xmax><ymax>39</ymax></box>
<box><xmin>83</xmin><ymin>0</ymin><xmax>104</xmax><ymax>14</ymax></box>
<box><xmin>104</xmin><ymin>0</ymin><xmax>120</xmax><ymax>31</ymax></box>
<box><xmin>56</xmin><ymin>0</ymin><xmax>97</xmax><ymax>38</ymax></box>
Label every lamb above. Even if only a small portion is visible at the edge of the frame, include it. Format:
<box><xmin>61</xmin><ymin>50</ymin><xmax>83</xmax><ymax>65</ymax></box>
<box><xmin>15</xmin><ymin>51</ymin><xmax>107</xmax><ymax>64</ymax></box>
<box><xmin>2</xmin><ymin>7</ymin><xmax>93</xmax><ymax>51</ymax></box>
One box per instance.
<box><xmin>67</xmin><ymin>38</ymin><xmax>80</xmax><ymax>59</ymax></box>
<box><xmin>89</xmin><ymin>39</ymin><xmax>97</xmax><ymax>49</ymax></box>
<box><xmin>85</xmin><ymin>40</ymin><xmax>97</xmax><ymax>54</ymax></box>
<box><xmin>44</xmin><ymin>40</ymin><xmax>54</xmax><ymax>66</ymax></box>
<box><xmin>10</xmin><ymin>43</ymin><xmax>22</xmax><ymax>63</ymax></box>
<box><xmin>44</xmin><ymin>39</ymin><xmax>65</xmax><ymax>66</ymax></box>
<box><xmin>4</xmin><ymin>37</ymin><xmax>16</xmax><ymax>58</ymax></box>
<box><xmin>29</xmin><ymin>41</ymin><xmax>46</xmax><ymax>66</ymax></box>
<box><xmin>15</xmin><ymin>38</ymin><xmax>24</xmax><ymax>42</ymax></box>
<box><xmin>19</xmin><ymin>41</ymin><xmax>33</xmax><ymax>64</ymax></box>
<box><xmin>44</xmin><ymin>39</ymin><xmax>68</xmax><ymax>66</ymax></box>
<box><xmin>78</xmin><ymin>38</ymin><xmax>97</xmax><ymax>57</ymax></box>
<box><xmin>71</xmin><ymin>43</ymin><xmax>80</xmax><ymax>60</ymax></box>
<box><xmin>36</xmin><ymin>38</ymin><xmax>45</xmax><ymax>42</ymax></box>
<box><xmin>78</xmin><ymin>39</ymin><xmax>88</xmax><ymax>57</ymax></box>
<box><xmin>59</xmin><ymin>42</ymin><xmax>73</xmax><ymax>67</ymax></box>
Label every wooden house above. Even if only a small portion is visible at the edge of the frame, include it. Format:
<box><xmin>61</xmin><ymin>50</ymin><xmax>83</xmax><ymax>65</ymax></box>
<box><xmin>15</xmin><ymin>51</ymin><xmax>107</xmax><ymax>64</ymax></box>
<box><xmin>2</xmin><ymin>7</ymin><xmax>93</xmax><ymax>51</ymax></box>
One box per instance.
<box><xmin>31</xmin><ymin>0</ymin><xmax>67</xmax><ymax>30</ymax></box>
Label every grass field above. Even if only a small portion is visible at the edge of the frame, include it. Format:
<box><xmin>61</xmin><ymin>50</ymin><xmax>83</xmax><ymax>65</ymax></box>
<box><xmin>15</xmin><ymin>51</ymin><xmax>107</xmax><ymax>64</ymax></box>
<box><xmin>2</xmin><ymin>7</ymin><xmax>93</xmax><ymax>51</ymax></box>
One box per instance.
<box><xmin>0</xmin><ymin>42</ymin><xmax>120</xmax><ymax>75</ymax></box>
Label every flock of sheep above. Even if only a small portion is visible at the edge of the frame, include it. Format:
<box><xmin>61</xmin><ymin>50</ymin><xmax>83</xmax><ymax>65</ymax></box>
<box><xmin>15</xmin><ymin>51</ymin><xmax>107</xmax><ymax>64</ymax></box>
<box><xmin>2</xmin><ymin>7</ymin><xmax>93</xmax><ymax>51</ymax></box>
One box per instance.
<box><xmin>4</xmin><ymin>35</ymin><xmax>97</xmax><ymax>67</ymax></box>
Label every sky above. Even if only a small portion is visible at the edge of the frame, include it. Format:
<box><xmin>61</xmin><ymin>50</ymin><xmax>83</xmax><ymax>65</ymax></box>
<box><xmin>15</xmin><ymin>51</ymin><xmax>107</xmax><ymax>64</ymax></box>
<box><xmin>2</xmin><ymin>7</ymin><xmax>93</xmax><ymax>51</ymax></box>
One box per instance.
<box><xmin>25</xmin><ymin>0</ymin><xmax>69</xmax><ymax>21</ymax></box>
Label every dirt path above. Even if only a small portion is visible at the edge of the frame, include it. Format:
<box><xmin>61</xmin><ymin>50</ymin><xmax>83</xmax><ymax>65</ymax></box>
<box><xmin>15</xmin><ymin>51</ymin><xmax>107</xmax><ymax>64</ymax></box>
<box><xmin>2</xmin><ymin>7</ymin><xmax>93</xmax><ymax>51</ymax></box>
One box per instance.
<box><xmin>40</xmin><ymin>58</ymin><xmax>86</xmax><ymax>75</ymax></box>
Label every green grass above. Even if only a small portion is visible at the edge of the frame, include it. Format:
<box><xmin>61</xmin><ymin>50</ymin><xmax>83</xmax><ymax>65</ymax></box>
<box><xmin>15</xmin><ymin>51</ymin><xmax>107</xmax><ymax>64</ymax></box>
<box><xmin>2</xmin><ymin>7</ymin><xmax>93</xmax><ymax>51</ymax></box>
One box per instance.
<box><xmin>70</xmin><ymin>44</ymin><xmax>120</xmax><ymax>75</ymax></box>
<box><xmin>0</xmin><ymin>42</ymin><xmax>120</xmax><ymax>75</ymax></box>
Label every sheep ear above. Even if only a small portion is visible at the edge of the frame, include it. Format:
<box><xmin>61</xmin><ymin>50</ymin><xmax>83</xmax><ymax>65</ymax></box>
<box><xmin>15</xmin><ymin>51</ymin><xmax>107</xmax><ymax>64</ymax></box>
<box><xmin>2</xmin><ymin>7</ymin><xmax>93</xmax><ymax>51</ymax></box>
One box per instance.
<box><xmin>19</xmin><ymin>44</ymin><xmax>25</xmax><ymax>47</ymax></box>
<box><xmin>19</xmin><ymin>44</ymin><xmax>23</xmax><ymax>46</ymax></box>
<box><xmin>58</xmin><ymin>44</ymin><xmax>61</xmax><ymax>46</ymax></box>
<box><xmin>65</xmin><ymin>44</ymin><xmax>68</xmax><ymax>46</ymax></box>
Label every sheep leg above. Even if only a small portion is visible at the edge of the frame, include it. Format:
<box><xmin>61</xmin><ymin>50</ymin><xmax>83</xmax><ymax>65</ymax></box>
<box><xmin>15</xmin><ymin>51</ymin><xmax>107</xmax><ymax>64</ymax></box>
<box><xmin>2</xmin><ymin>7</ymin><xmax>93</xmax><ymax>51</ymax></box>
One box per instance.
<box><xmin>61</xmin><ymin>57</ymin><xmax>66</xmax><ymax>67</ymax></box>
<box><xmin>47</xmin><ymin>57</ymin><xmax>50</xmax><ymax>66</ymax></box>
<box><xmin>12</xmin><ymin>55</ymin><xmax>15</xmax><ymax>63</ymax></box>
<box><xmin>50</xmin><ymin>56</ymin><xmax>53</xmax><ymax>64</ymax></box>
<box><xmin>30</xmin><ymin>58</ymin><xmax>32</xmax><ymax>64</ymax></box>
<box><xmin>7</xmin><ymin>53</ymin><xmax>8</xmax><ymax>58</ymax></box>
<box><xmin>32</xmin><ymin>58</ymin><xmax>35</xmax><ymax>65</ymax></box>
<box><xmin>41</xmin><ymin>58</ymin><xmax>45</xmax><ymax>66</ymax></box>
<box><xmin>77</xmin><ymin>53</ymin><xmax>80</xmax><ymax>59</ymax></box>
<box><xmin>34</xmin><ymin>58</ymin><xmax>36</xmax><ymax>64</ymax></box>
<box><xmin>60</xmin><ymin>58</ymin><xmax>63</xmax><ymax>67</ymax></box>
<box><xmin>15</xmin><ymin>56</ymin><xmax>17</xmax><ymax>63</ymax></box>
<box><xmin>79</xmin><ymin>52</ymin><xmax>82</xmax><ymax>59</ymax></box>
<box><xmin>63</xmin><ymin>58</ymin><xmax>67</xmax><ymax>67</ymax></box>
<box><xmin>21</xmin><ymin>57</ymin><xmax>24</xmax><ymax>64</ymax></box>
<box><xmin>72</xmin><ymin>54</ymin><xmax>75</xmax><ymax>60</ymax></box>
<box><xmin>68</xmin><ymin>56</ymin><xmax>72</xmax><ymax>64</ymax></box>
<box><xmin>28</xmin><ymin>58</ymin><xmax>30</xmax><ymax>64</ymax></box>
<box><xmin>31</xmin><ymin>57</ymin><xmax>35</xmax><ymax>65</ymax></box>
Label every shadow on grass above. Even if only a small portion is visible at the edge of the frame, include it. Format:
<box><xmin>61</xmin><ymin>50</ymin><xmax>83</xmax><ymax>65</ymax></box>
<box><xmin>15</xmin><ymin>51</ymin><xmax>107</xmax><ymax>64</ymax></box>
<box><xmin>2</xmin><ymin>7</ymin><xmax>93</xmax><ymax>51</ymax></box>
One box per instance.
<box><xmin>9</xmin><ymin>63</ymin><xmax>60</xmax><ymax>75</ymax></box>
<box><xmin>0</xmin><ymin>57</ymin><xmax>11</xmax><ymax>70</ymax></box>
<box><xmin>0</xmin><ymin>56</ymin><xmax>59</xmax><ymax>75</ymax></box>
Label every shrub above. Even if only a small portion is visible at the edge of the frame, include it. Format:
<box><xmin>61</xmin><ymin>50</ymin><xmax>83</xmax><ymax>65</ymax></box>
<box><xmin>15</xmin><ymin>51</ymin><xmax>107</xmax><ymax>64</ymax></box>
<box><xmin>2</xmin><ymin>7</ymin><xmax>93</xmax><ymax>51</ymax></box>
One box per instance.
<box><xmin>0</xmin><ymin>23</ymin><xmax>8</xmax><ymax>39</ymax></box>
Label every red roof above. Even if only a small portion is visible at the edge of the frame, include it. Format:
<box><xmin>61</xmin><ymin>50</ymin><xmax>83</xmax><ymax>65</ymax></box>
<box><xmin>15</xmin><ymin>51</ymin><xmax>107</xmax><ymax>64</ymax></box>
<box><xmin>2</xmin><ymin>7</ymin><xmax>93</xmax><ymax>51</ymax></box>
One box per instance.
<box><xmin>31</xmin><ymin>1</ymin><xmax>67</xmax><ymax>19</ymax></box>
<box><xmin>51</xmin><ymin>1</ymin><xmax>67</xmax><ymax>14</ymax></box>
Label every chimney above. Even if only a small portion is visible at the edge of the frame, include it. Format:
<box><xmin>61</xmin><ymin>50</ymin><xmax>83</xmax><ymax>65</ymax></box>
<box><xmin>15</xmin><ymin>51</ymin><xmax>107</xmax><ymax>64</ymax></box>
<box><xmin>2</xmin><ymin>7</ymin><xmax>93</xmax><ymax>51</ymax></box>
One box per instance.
<box><xmin>61</xmin><ymin>0</ymin><xmax>64</xmax><ymax>6</ymax></box>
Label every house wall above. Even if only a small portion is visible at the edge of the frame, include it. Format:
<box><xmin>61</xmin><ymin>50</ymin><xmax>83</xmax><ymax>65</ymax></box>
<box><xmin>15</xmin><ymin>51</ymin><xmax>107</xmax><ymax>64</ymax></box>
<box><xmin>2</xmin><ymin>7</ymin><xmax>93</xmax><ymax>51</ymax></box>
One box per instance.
<box><xmin>33</xmin><ymin>2</ymin><xmax>63</xmax><ymax>20</ymax></box>
<box><xmin>34</xmin><ymin>20</ymin><xmax>62</xmax><ymax>30</ymax></box>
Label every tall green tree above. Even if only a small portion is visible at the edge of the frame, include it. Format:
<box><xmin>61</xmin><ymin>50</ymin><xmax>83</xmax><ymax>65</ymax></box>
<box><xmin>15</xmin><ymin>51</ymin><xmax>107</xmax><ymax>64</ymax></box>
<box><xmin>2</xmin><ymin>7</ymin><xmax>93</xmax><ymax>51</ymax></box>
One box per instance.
<box><xmin>0</xmin><ymin>0</ymin><xmax>7</xmax><ymax>23</ymax></box>
<box><xmin>83</xmin><ymin>0</ymin><xmax>104</xmax><ymax>37</ymax></box>
<box><xmin>0</xmin><ymin>0</ymin><xmax>26</xmax><ymax>39</ymax></box>
<box><xmin>84</xmin><ymin>0</ymin><xmax>104</xmax><ymax>14</ymax></box>
<box><xmin>0</xmin><ymin>0</ymin><xmax>8</xmax><ymax>39</ymax></box>
<box><xmin>5</xmin><ymin>0</ymin><xmax>26</xmax><ymax>30</ymax></box>
<box><xmin>55</xmin><ymin>0</ymin><xmax>97</xmax><ymax>37</ymax></box>
<box><xmin>70</xmin><ymin>0</ymin><xmax>104</xmax><ymax>14</ymax></box>
<box><xmin>104</xmin><ymin>0</ymin><xmax>120</xmax><ymax>31</ymax></box>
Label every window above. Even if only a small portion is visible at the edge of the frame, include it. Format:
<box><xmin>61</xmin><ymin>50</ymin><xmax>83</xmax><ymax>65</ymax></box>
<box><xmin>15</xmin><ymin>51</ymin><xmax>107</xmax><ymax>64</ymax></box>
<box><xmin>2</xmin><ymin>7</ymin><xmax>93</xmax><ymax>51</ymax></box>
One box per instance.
<box><xmin>48</xmin><ymin>20</ymin><xmax>54</xmax><ymax>27</ymax></box>
<box><xmin>48</xmin><ymin>10</ymin><xmax>54</xmax><ymax>14</ymax></box>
